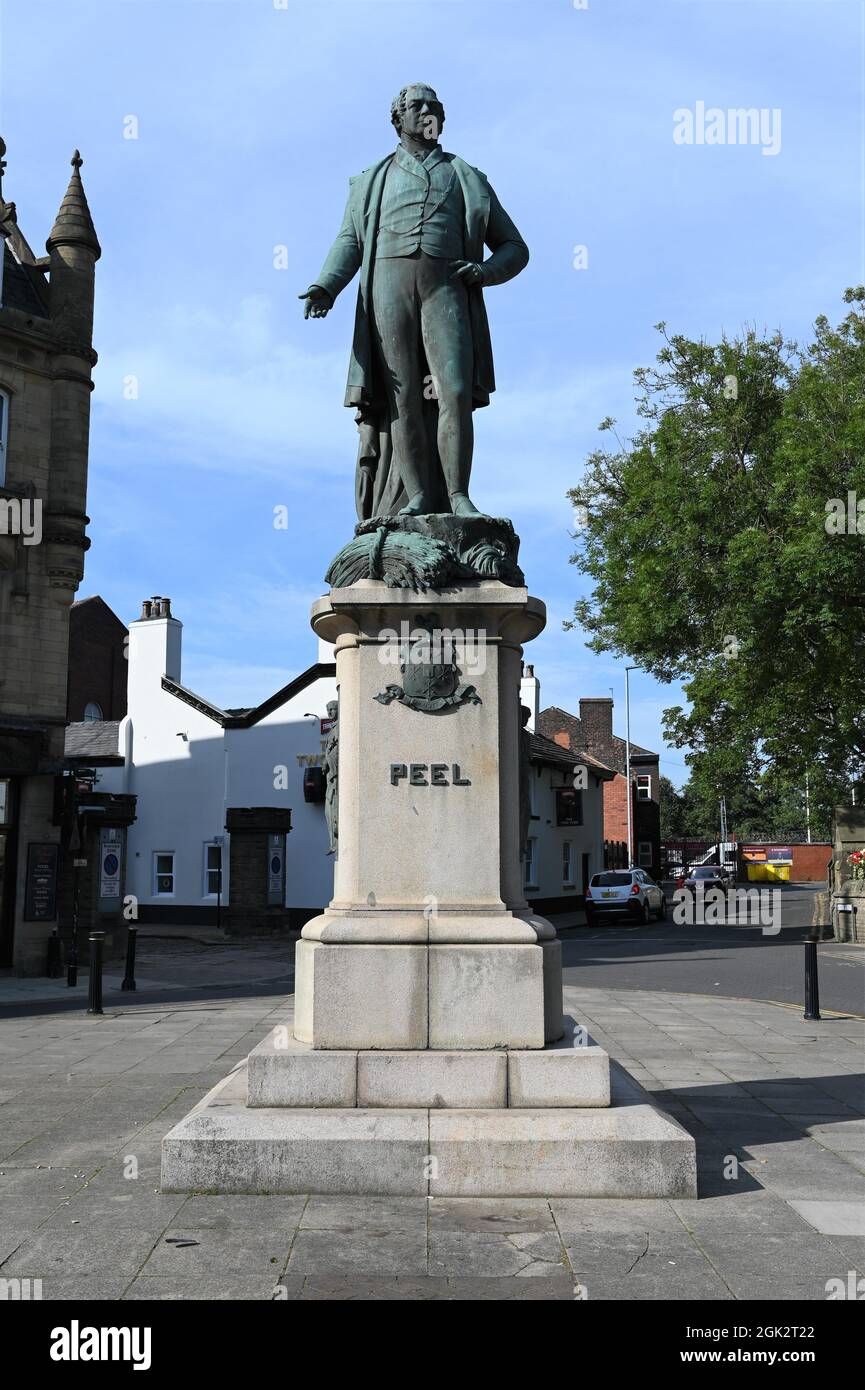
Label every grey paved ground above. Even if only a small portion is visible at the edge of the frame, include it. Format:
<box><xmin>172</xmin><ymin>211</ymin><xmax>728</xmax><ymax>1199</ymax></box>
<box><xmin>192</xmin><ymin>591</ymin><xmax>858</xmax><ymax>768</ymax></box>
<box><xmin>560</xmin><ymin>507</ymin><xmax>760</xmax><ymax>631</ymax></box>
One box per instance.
<box><xmin>1</xmin><ymin>965</ymin><xmax>863</xmax><ymax>1301</ymax></box>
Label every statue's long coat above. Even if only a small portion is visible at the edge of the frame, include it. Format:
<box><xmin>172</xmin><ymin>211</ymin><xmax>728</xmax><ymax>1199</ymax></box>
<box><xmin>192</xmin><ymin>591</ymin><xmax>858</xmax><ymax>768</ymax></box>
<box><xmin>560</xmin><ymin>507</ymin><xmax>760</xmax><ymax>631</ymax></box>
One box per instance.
<box><xmin>313</xmin><ymin>152</ymin><xmax>529</xmax><ymax>517</ymax></box>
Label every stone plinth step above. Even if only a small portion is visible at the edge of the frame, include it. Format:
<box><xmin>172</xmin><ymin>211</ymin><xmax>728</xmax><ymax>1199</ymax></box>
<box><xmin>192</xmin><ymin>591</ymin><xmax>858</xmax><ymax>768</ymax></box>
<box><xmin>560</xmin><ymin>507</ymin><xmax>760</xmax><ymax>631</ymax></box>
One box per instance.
<box><xmin>246</xmin><ymin>1024</ymin><xmax>610</xmax><ymax>1109</ymax></box>
<box><xmin>160</xmin><ymin>1061</ymin><xmax>696</xmax><ymax>1198</ymax></box>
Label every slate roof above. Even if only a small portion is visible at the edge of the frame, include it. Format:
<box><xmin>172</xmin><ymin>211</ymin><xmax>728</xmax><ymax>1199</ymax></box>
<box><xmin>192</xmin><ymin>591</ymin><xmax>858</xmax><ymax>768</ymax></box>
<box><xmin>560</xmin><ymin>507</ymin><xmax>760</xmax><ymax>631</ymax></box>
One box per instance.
<box><xmin>528</xmin><ymin>731</ymin><xmax>616</xmax><ymax>779</ymax></box>
<box><xmin>538</xmin><ymin>705</ymin><xmax>657</xmax><ymax>777</ymax></box>
<box><xmin>64</xmin><ymin>720</ymin><xmax>122</xmax><ymax>760</ymax></box>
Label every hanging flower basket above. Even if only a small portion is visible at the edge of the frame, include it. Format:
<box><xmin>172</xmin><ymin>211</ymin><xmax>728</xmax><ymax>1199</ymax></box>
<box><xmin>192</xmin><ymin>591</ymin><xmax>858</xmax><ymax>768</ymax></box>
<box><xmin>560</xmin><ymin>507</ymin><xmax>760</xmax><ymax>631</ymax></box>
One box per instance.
<box><xmin>845</xmin><ymin>849</ymin><xmax>865</xmax><ymax>882</ymax></box>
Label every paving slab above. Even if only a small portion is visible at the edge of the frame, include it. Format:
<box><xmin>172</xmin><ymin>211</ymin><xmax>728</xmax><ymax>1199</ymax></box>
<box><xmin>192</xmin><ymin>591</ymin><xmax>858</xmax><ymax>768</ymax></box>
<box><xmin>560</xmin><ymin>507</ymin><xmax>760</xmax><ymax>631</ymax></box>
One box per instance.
<box><xmin>285</xmin><ymin>1229</ymin><xmax>427</xmax><ymax>1276</ymax></box>
<box><xmin>140</xmin><ymin>1228</ymin><xmax>294</xmax><ymax>1277</ymax></box>
<box><xmin>123</xmin><ymin>1273</ymin><xmax>300</xmax><ymax>1300</ymax></box>
<box><xmin>427</xmin><ymin>1230</ymin><xmax>565</xmax><ymax>1277</ymax></box>
<box><xmin>428</xmin><ymin>1197</ymin><xmax>556</xmax><ymax>1233</ymax></box>
<box><xmin>294</xmin><ymin>1274</ymin><xmax>578</xmax><ymax>1300</ymax></box>
<box><xmin>789</xmin><ymin>1199</ymin><xmax>865</xmax><ymax>1236</ymax></box>
<box><xmin>1</xmin><ymin>1224</ymin><xmax>164</xmax><ymax>1278</ymax></box>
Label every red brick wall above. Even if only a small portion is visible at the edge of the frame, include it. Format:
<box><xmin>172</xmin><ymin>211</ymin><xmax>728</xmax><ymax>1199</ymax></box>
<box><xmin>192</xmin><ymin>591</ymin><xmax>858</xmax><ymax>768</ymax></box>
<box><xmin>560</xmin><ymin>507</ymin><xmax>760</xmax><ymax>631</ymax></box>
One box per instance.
<box><xmin>603</xmin><ymin>773</ymin><xmax>661</xmax><ymax>875</ymax></box>
<box><xmin>604</xmin><ymin>772</ymin><xmax>630</xmax><ymax>842</ymax></box>
<box><xmin>67</xmin><ymin>600</ymin><xmax>128</xmax><ymax>722</ymax></box>
<box><xmin>791</xmin><ymin>844</ymin><xmax>831</xmax><ymax>881</ymax></box>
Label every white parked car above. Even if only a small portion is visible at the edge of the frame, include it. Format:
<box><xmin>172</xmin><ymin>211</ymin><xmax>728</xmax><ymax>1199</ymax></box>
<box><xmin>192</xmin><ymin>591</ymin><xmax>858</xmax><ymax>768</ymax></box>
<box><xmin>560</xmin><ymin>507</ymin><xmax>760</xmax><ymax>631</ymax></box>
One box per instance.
<box><xmin>585</xmin><ymin>869</ymin><xmax>666</xmax><ymax>926</ymax></box>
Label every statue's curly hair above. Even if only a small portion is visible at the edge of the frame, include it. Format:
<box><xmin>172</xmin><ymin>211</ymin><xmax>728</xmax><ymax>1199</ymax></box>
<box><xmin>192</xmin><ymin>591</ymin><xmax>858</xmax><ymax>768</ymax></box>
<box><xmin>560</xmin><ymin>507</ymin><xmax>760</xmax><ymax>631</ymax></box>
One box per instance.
<box><xmin>390</xmin><ymin>84</ymin><xmax>445</xmax><ymax>134</ymax></box>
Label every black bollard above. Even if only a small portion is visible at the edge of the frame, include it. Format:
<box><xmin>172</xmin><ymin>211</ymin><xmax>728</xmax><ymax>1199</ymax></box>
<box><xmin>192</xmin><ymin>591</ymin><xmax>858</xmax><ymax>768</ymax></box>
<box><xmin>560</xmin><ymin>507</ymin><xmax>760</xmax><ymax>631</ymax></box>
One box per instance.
<box><xmin>46</xmin><ymin>930</ymin><xmax>63</xmax><ymax>979</ymax></box>
<box><xmin>67</xmin><ymin>869</ymin><xmax>80</xmax><ymax>987</ymax></box>
<box><xmin>87</xmin><ymin>932</ymin><xmax>105</xmax><ymax>1015</ymax></box>
<box><xmin>804</xmin><ymin>933</ymin><xmax>821</xmax><ymax>1021</ymax></box>
<box><xmin>121</xmin><ymin>924</ymin><xmax>138</xmax><ymax>992</ymax></box>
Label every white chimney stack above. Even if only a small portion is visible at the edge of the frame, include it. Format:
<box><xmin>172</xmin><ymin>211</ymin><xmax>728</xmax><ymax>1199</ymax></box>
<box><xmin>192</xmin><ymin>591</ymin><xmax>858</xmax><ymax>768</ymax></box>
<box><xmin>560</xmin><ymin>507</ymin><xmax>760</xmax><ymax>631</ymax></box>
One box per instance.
<box><xmin>520</xmin><ymin>663</ymin><xmax>540</xmax><ymax>733</ymax></box>
<box><xmin>126</xmin><ymin>595</ymin><xmax>182</xmax><ymax>719</ymax></box>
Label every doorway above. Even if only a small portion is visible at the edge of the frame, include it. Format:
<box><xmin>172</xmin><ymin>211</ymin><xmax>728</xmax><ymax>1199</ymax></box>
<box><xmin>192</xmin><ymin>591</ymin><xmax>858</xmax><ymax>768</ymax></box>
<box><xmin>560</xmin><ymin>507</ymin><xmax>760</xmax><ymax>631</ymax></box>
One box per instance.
<box><xmin>0</xmin><ymin>778</ymin><xmax>19</xmax><ymax>966</ymax></box>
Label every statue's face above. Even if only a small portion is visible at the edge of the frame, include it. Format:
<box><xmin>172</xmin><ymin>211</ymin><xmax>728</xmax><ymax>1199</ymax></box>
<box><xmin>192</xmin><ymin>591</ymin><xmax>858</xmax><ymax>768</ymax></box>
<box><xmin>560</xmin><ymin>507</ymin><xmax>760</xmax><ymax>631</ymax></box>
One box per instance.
<box><xmin>326</xmin><ymin>701</ymin><xmax>338</xmax><ymax>720</ymax></box>
<box><xmin>399</xmin><ymin>86</ymin><xmax>443</xmax><ymax>142</ymax></box>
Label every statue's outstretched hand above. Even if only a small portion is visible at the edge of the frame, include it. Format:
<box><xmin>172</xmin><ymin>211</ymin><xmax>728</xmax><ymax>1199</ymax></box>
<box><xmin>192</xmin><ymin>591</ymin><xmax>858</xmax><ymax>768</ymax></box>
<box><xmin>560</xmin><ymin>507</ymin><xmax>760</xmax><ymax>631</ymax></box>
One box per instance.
<box><xmin>298</xmin><ymin>285</ymin><xmax>334</xmax><ymax>319</ymax></box>
<box><xmin>450</xmin><ymin>260</ymin><xmax>485</xmax><ymax>287</ymax></box>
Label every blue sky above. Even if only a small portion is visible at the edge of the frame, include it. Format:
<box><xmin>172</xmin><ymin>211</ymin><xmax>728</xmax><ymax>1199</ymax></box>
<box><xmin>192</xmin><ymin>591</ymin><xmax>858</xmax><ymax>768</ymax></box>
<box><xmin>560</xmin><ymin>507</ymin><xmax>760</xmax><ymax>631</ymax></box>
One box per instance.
<box><xmin>2</xmin><ymin>0</ymin><xmax>863</xmax><ymax>784</ymax></box>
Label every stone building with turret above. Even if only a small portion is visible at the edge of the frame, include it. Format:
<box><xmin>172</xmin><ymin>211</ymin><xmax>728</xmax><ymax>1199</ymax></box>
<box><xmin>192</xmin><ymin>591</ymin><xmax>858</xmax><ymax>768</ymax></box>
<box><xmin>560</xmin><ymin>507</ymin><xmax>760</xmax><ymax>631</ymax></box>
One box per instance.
<box><xmin>0</xmin><ymin>138</ymin><xmax>101</xmax><ymax>973</ymax></box>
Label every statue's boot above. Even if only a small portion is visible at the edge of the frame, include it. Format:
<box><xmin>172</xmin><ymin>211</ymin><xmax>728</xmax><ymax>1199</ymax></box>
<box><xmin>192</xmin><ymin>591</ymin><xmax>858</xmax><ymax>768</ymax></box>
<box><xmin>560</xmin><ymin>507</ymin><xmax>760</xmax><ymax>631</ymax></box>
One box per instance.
<box><xmin>449</xmin><ymin>491</ymin><xmax>482</xmax><ymax>518</ymax></box>
<box><xmin>399</xmin><ymin>491</ymin><xmax>436</xmax><ymax>516</ymax></box>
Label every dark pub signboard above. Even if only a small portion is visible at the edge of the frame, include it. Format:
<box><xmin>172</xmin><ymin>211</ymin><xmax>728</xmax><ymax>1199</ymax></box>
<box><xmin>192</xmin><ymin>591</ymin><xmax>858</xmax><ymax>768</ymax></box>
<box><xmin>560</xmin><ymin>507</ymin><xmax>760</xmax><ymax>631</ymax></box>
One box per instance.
<box><xmin>24</xmin><ymin>842</ymin><xmax>59</xmax><ymax>922</ymax></box>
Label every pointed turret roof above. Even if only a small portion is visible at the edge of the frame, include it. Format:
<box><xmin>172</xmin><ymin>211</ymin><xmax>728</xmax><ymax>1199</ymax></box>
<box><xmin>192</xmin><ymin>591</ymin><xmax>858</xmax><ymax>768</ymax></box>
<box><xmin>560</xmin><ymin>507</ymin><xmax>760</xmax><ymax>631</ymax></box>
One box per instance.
<box><xmin>46</xmin><ymin>150</ymin><xmax>100</xmax><ymax>259</ymax></box>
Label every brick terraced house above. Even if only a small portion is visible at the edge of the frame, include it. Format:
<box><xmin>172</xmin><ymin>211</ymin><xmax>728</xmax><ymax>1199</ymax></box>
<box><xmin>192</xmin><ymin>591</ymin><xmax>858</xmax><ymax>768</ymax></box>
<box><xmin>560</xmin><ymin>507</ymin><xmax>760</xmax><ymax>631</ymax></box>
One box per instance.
<box><xmin>538</xmin><ymin>695</ymin><xmax>661</xmax><ymax>879</ymax></box>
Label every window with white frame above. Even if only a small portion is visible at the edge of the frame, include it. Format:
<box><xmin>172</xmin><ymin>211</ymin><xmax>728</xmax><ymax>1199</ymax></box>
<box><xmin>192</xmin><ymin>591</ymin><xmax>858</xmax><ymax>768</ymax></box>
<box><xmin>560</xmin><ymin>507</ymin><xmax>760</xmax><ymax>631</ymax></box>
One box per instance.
<box><xmin>638</xmin><ymin>841</ymin><xmax>653</xmax><ymax>867</ymax></box>
<box><xmin>563</xmin><ymin>840</ymin><xmax>575</xmax><ymax>886</ymax></box>
<box><xmin>524</xmin><ymin>837</ymin><xmax>538</xmax><ymax>889</ymax></box>
<box><xmin>203</xmin><ymin>842</ymin><xmax>222</xmax><ymax>897</ymax></box>
<box><xmin>154</xmin><ymin>851</ymin><xmax>175</xmax><ymax>896</ymax></box>
<box><xmin>636</xmin><ymin>774</ymin><xmax>651</xmax><ymax>801</ymax></box>
<box><xmin>0</xmin><ymin>389</ymin><xmax>8</xmax><ymax>486</ymax></box>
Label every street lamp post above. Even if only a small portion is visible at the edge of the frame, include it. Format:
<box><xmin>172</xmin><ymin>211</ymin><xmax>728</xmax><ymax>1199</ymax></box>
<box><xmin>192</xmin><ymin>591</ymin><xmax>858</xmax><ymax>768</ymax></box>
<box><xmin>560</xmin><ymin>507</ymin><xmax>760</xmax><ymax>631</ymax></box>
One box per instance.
<box><xmin>625</xmin><ymin>665</ymin><xmax>639</xmax><ymax>867</ymax></box>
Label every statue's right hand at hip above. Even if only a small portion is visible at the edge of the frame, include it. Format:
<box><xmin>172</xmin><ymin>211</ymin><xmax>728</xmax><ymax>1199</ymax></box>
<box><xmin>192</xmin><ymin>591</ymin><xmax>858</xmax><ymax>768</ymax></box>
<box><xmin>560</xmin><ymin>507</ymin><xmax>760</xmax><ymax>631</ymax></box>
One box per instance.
<box><xmin>298</xmin><ymin>285</ymin><xmax>334</xmax><ymax>319</ymax></box>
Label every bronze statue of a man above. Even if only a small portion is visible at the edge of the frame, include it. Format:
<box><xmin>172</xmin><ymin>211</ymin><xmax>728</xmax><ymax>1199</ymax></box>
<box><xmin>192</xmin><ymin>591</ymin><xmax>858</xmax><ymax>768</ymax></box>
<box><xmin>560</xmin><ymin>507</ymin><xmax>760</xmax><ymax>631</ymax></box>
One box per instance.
<box><xmin>300</xmin><ymin>84</ymin><xmax>528</xmax><ymax>521</ymax></box>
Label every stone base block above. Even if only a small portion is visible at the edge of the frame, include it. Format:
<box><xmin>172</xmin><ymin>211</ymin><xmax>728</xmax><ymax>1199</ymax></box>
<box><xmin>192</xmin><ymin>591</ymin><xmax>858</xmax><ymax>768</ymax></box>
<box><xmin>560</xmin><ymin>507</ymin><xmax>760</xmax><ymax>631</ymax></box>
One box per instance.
<box><xmin>247</xmin><ymin>1030</ymin><xmax>357</xmax><ymax>1108</ymax></box>
<box><xmin>539</xmin><ymin>939</ymin><xmax>564</xmax><ymax>1043</ymax></box>
<box><xmin>294</xmin><ymin>939</ymin><xmax>427</xmax><ymax>1049</ymax></box>
<box><xmin>245</xmin><ymin>1026</ymin><xmax>608</xmax><ymax>1110</ymax></box>
<box><xmin>507</xmin><ymin>1045</ymin><xmax>610</xmax><ymax>1108</ymax></box>
<box><xmin>160</xmin><ymin>1060</ymin><xmax>696</xmax><ymax>1198</ymax></box>
<box><xmin>427</xmin><ymin>1103</ymin><xmax>696</xmax><ymax>1197</ymax></box>
<box><xmin>357</xmin><ymin>1051</ymin><xmax>507</xmax><ymax>1108</ymax></box>
<box><xmin>428</xmin><ymin>944</ymin><xmax>545</xmax><ymax>1049</ymax></box>
<box><xmin>295</xmin><ymin>938</ymin><xmax>548</xmax><ymax>1050</ymax></box>
<box><xmin>161</xmin><ymin>1068</ymin><xmax>428</xmax><ymax>1195</ymax></box>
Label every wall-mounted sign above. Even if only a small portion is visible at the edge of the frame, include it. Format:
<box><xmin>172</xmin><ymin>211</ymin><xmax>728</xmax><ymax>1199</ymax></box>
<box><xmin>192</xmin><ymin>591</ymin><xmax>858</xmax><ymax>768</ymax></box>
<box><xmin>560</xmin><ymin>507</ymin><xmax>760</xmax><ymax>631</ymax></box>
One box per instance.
<box><xmin>555</xmin><ymin>787</ymin><xmax>583</xmax><ymax>827</ymax></box>
<box><xmin>99</xmin><ymin>826</ymin><xmax>122</xmax><ymax>904</ymax></box>
<box><xmin>267</xmin><ymin>833</ymin><xmax>286</xmax><ymax>906</ymax></box>
<box><xmin>23</xmin><ymin>842</ymin><xmax>59</xmax><ymax>921</ymax></box>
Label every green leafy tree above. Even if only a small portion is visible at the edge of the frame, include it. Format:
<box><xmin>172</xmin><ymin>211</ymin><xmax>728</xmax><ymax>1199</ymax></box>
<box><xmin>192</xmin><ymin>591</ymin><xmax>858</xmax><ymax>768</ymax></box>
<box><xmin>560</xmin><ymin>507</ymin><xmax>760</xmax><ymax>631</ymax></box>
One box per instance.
<box><xmin>569</xmin><ymin>289</ymin><xmax>865</xmax><ymax>807</ymax></box>
<box><xmin>659</xmin><ymin>774</ymin><xmax>688</xmax><ymax>839</ymax></box>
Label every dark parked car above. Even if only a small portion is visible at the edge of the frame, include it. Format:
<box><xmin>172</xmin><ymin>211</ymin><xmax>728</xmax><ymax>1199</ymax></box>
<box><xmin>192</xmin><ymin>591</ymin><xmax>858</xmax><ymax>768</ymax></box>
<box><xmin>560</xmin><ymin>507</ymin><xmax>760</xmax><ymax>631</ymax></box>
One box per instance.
<box><xmin>683</xmin><ymin>864</ymin><xmax>733</xmax><ymax>894</ymax></box>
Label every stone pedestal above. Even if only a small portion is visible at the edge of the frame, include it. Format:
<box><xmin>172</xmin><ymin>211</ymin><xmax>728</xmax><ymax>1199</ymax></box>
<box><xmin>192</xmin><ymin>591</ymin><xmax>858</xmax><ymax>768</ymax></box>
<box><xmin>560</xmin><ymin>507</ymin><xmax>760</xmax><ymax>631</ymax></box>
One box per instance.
<box><xmin>295</xmin><ymin>581</ymin><xmax>560</xmax><ymax>1049</ymax></box>
<box><xmin>161</xmin><ymin>578</ymin><xmax>697</xmax><ymax>1198</ymax></box>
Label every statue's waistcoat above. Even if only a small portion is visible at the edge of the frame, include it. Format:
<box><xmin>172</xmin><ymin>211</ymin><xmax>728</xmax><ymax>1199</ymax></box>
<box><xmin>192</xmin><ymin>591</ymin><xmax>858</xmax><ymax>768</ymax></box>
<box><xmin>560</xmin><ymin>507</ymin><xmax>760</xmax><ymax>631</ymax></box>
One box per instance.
<box><xmin>376</xmin><ymin>145</ymin><xmax>466</xmax><ymax>260</ymax></box>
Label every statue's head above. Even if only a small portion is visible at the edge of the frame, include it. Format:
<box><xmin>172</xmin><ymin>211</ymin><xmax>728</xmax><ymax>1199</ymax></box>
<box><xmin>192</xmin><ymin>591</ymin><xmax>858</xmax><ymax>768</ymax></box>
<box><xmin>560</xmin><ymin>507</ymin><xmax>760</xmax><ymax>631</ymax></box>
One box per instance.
<box><xmin>390</xmin><ymin>84</ymin><xmax>444</xmax><ymax>143</ymax></box>
<box><xmin>326</xmin><ymin>700</ymin><xmax>338</xmax><ymax>721</ymax></box>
